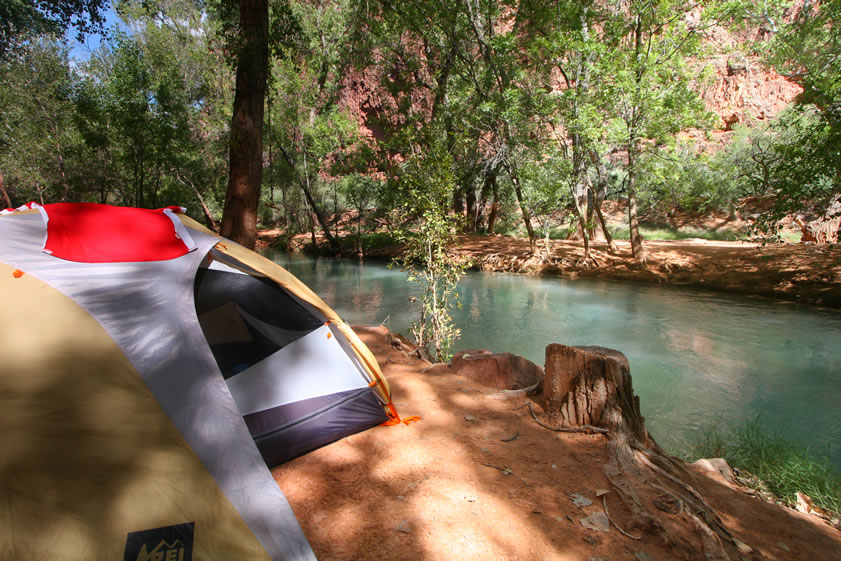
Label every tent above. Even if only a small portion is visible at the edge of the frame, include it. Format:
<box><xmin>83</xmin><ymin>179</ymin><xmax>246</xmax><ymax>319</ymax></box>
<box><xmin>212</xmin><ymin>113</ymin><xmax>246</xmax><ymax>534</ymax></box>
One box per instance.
<box><xmin>0</xmin><ymin>202</ymin><xmax>401</xmax><ymax>561</ymax></box>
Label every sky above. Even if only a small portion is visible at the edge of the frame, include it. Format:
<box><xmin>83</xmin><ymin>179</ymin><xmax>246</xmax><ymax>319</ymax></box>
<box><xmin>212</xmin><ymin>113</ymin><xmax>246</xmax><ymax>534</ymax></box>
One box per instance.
<box><xmin>66</xmin><ymin>4</ymin><xmax>127</xmax><ymax>62</ymax></box>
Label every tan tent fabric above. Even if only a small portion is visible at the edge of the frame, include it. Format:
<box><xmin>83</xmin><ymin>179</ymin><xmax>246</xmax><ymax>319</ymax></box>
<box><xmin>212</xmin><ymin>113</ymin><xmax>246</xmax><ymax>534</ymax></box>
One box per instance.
<box><xmin>181</xmin><ymin>215</ymin><xmax>393</xmax><ymax>406</ymax></box>
<box><xmin>0</xmin><ymin>263</ymin><xmax>274</xmax><ymax>561</ymax></box>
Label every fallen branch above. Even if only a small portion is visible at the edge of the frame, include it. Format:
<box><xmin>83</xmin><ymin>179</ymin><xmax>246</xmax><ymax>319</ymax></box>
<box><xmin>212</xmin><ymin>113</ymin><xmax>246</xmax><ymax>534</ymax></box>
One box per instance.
<box><xmin>529</xmin><ymin>402</ymin><xmax>610</xmax><ymax>434</ymax></box>
<box><xmin>603</xmin><ymin>494</ymin><xmax>642</xmax><ymax>540</ymax></box>
<box><xmin>481</xmin><ymin>463</ymin><xmax>529</xmax><ymax>487</ymax></box>
<box><xmin>500</xmin><ymin>431</ymin><xmax>520</xmax><ymax>442</ymax></box>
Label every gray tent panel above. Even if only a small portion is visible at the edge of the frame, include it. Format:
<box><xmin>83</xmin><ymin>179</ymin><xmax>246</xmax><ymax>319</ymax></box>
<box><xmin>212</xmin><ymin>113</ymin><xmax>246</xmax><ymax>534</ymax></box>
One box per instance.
<box><xmin>246</xmin><ymin>387</ymin><xmax>388</xmax><ymax>466</ymax></box>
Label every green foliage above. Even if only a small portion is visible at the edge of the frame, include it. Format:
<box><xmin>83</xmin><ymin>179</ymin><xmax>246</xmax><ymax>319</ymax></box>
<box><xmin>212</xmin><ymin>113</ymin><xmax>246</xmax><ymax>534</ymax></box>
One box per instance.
<box><xmin>611</xmin><ymin>226</ymin><xmax>747</xmax><ymax>242</ymax></box>
<box><xmin>338</xmin><ymin>173</ymin><xmax>382</xmax><ymax>254</ymax></box>
<box><xmin>0</xmin><ymin>0</ymin><xmax>108</xmax><ymax>59</ymax></box>
<box><xmin>336</xmin><ymin>231</ymin><xmax>397</xmax><ymax>255</ymax></box>
<box><xmin>391</xmin><ymin>143</ymin><xmax>469</xmax><ymax>363</ymax></box>
<box><xmin>4</xmin><ymin>0</ymin><xmax>836</xmax><ymax>245</ymax></box>
<box><xmin>735</xmin><ymin>0</ymin><xmax>841</xmax><ymax>234</ymax></box>
<box><xmin>680</xmin><ymin>417</ymin><xmax>841</xmax><ymax>514</ymax></box>
<box><xmin>0</xmin><ymin>38</ymin><xmax>82</xmax><ymax>203</ymax></box>
<box><xmin>636</xmin><ymin>143</ymin><xmax>747</xmax><ymax>216</ymax></box>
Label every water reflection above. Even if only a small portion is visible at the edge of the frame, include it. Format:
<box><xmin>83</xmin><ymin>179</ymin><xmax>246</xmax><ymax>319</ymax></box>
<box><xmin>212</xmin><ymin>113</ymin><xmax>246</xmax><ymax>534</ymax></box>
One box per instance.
<box><xmin>264</xmin><ymin>250</ymin><xmax>841</xmax><ymax>468</ymax></box>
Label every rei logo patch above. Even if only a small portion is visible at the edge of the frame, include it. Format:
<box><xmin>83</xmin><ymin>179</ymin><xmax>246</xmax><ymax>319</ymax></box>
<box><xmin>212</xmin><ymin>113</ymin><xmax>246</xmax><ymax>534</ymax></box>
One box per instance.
<box><xmin>123</xmin><ymin>522</ymin><xmax>194</xmax><ymax>561</ymax></box>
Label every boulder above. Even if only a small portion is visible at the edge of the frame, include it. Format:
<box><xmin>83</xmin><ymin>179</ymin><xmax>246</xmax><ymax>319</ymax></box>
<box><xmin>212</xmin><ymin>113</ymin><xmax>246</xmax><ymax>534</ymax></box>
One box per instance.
<box><xmin>691</xmin><ymin>458</ymin><xmax>736</xmax><ymax>485</ymax></box>
<box><xmin>450</xmin><ymin>349</ymin><xmax>543</xmax><ymax>390</ymax></box>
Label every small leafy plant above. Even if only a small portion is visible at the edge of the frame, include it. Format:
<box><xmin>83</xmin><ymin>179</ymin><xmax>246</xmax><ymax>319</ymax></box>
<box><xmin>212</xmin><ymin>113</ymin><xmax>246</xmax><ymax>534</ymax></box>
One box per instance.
<box><xmin>391</xmin><ymin>144</ymin><xmax>469</xmax><ymax>363</ymax></box>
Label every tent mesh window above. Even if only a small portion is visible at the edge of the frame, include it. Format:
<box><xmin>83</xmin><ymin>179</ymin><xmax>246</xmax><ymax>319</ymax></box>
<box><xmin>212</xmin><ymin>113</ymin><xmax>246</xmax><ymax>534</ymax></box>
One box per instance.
<box><xmin>194</xmin><ymin>267</ymin><xmax>324</xmax><ymax>378</ymax></box>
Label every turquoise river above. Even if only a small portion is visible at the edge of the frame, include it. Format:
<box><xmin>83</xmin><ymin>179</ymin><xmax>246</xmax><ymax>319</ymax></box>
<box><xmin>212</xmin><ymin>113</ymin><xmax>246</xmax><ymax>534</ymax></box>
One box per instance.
<box><xmin>265</xmin><ymin>251</ymin><xmax>841</xmax><ymax>468</ymax></box>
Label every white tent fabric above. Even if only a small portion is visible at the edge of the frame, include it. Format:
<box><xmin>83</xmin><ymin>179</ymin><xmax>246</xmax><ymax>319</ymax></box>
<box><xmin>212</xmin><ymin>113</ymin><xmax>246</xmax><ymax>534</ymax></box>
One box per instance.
<box><xmin>226</xmin><ymin>324</ymin><xmax>369</xmax><ymax>415</ymax></box>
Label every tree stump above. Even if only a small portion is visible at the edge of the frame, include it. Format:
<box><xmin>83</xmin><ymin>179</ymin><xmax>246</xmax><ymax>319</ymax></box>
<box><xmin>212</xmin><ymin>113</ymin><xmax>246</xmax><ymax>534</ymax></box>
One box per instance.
<box><xmin>543</xmin><ymin>344</ymin><xmax>651</xmax><ymax>446</ymax></box>
<box><xmin>537</xmin><ymin>343</ymin><xmax>742</xmax><ymax>560</ymax></box>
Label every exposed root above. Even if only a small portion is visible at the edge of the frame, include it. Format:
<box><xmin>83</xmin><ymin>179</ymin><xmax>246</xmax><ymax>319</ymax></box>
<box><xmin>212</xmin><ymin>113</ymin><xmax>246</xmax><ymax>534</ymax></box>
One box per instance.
<box><xmin>603</xmin><ymin>436</ymin><xmax>735</xmax><ymax>560</ymax></box>
<box><xmin>480</xmin><ymin>463</ymin><xmax>529</xmax><ymax>487</ymax></box>
<box><xmin>529</xmin><ymin>402</ymin><xmax>610</xmax><ymax>434</ymax></box>
<box><xmin>602</xmin><ymin>494</ymin><xmax>642</xmax><ymax>540</ymax></box>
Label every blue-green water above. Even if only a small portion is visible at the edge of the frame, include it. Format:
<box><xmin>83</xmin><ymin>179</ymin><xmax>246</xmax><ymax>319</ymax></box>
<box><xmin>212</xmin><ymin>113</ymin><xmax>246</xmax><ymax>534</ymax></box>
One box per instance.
<box><xmin>265</xmin><ymin>251</ymin><xmax>841</xmax><ymax>467</ymax></box>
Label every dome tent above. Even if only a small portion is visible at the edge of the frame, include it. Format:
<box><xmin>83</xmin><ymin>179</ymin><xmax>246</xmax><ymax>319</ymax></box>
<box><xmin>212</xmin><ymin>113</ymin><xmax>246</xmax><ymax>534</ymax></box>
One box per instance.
<box><xmin>0</xmin><ymin>202</ymin><xmax>401</xmax><ymax>561</ymax></box>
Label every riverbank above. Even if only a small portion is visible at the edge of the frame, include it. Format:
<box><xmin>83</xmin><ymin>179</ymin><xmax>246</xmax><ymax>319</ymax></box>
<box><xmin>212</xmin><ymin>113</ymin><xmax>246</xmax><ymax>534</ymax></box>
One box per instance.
<box><xmin>258</xmin><ymin>229</ymin><xmax>841</xmax><ymax>309</ymax></box>
<box><xmin>272</xmin><ymin>325</ymin><xmax>841</xmax><ymax>561</ymax></box>
<box><xmin>453</xmin><ymin>235</ymin><xmax>841</xmax><ymax>309</ymax></box>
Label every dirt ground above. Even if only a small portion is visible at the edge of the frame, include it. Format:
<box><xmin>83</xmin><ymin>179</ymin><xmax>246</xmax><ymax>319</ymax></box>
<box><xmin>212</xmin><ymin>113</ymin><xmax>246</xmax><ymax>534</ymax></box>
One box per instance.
<box><xmin>273</xmin><ymin>326</ymin><xmax>841</xmax><ymax>561</ymax></box>
<box><xmin>450</xmin><ymin>235</ymin><xmax>841</xmax><ymax>309</ymax></box>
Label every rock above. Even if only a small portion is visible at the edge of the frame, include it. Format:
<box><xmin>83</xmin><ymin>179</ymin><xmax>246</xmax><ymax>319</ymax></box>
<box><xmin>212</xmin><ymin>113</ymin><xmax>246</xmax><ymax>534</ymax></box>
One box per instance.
<box><xmin>634</xmin><ymin>552</ymin><xmax>653</xmax><ymax>561</ymax></box>
<box><xmin>450</xmin><ymin>349</ymin><xmax>543</xmax><ymax>390</ymax></box>
<box><xmin>733</xmin><ymin>538</ymin><xmax>753</xmax><ymax>555</ymax></box>
<box><xmin>570</xmin><ymin>493</ymin><xmax>593</xmax><ymax>507</ymax></box>
<box><xmin>580</xmin><ymin>512</ymin><xmax>611</xmax><ymax>533</ymax></box>
<box><xmin>795</xmin><ymin>491</ymin><xmax>813</xmax><ymax>514</ymax></box>
<box><xmin>727</xmin><ymin>57</ymin><xmax>749</xmax><ymax>76</ymax></box>
<box><xmin>464</xmin><ymin>414</ymin><xmax>477</xmax><ymax>422</ymax></box>
<box><xmin>776</xmin><ymin>542</ymin><xmax>790</xmax><ymax>552</ymax></box>
<box><xmin>422</xmin><ymin>363</ymin><xmax>451</xmax><ymax>375</ymax></box>
<box><xmin>393</xmin><ymin>521</ymin><xmax>412</xmax><ymax>533</ymax></box>
<box><xmin>691</xmin><ymin>457</ymin><xmax>736</xmax><ymax>484</ymax></box>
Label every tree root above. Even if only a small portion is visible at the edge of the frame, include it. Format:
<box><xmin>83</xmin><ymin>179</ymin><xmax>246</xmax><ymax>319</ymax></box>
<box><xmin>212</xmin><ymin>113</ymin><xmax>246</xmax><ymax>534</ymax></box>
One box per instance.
<box><xmin>529</xmin><ymin>402</ymin><xmax>610</xmax><ymax>434</ymax></box>
<box><xmin>602</xmin><ymin>494</ymin><xmax>642</xmax><ymax>540</ymax></box>
<box><xmin>480</xmin><ymin>463</ymin><xmax>529</xmax><ymax>487</ymax></box>
<box><xmin>603</xmin><ymin>434</ymin><xmax>735</xmax><ymax>559</ymax></box>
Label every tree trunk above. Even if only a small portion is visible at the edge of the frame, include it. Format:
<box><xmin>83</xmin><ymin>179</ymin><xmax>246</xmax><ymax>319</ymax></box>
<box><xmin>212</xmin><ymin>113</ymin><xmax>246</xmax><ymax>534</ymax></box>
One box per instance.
<box><xmin>590</xmin><ymin>151</ymin><xmax>618</xmax><ymax>253</ymax></box>
<box><xmin>0</xmin><ymin>172</ymin><xmax>11</xmax><ymax>208</ymax></box>
<box><xmin>466</xmin><ymin>187</ymin><xmax>478</xmax><ymax>232</ymax></box>
<box><xmin>506</xmin><ymin>163</ymin><xmax>536</xmax><ymax>252</ymax></box>
<box><xmin>627</xmin><ymin>141</ymin><xmax>647</xmax><ymax>262</ymax></box>
<box><xmin>487</xmin><ymin>173</ymin><xmax>500</xmax><ymax>234</ymax></box>
<box><xmin>569</xmin><ymin>12</ymin><xmax>593</xmax><ymax>262</ymax></box>
<box><xmin>535</xmin><ymin>343</ymin><xmax>741</xmax><ymax>559</ymax></box>
<box><xmin>542</xmin><ymin>344</ymin><xmax>650</xmax><ymax>443</ymax></box>
<box><xmin>299</xmin><ymin>171</ymin><xmax>339</xmax><ymax>251</ymax></box>
<box><xmin>176</xmin><ymin>171</ymin><xmax>218</xmax><ymax>231</ymax></box>
<box><xmin>593</xmin><ymin>197</ymin><xmax>617</xmax><ymax>254</ymax></box>
<box><xmin>220</xmin><ymin>0</ymin><xmax>269</xmax><ymax>250</ymax></box>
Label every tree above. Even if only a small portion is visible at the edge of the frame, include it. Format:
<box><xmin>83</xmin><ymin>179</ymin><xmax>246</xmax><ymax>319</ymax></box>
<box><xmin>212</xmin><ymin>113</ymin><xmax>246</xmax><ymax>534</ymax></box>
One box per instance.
<box><xmin>0</xmin><ymin>0</ymin><xmax>108</xmax><ymax>59</ymax></box>
<box><xmin>116</xmin><ymin>0</ymin><xmax>233</xmax><ymax>221</ymax></box>
<box><xmin>752</xmin><ymin>0</ymin><xmax>841</xmax><ymax>229</ymax></box>
<box><xmin>601</xmin><ymin>0</ymin><xmax>716</xmax><ymax>261</ymax></box>
<box><xmin>0</xmin><ymin>38</ymin><xmax>82</xmax><ymax>204</ymax></box>
<box><xmin>219</xmin><ymin>0</ymin><xmax>269</xmax><ymax>250</ymax></box>
<box><xmin>519</xmin><ymin>0</ymin><xmax>615</xmax><ymax>261</ymax></box>
<box><xmin>266</xmin><ymin>0</ymin><xmax>361</xmax><ymax>252</ymax></box>
<box><xmin>392</xmin><ymin>140</ymin><xmax>469</xmax><ymax>363</ymax></box>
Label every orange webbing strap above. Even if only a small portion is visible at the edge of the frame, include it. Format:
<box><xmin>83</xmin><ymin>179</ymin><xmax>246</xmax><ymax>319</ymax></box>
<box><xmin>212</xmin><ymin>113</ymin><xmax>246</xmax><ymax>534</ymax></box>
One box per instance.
<box><xmin>381</xmin><ymin>402</ymin><xmax>421</xmax><ymax>426</ymax></box>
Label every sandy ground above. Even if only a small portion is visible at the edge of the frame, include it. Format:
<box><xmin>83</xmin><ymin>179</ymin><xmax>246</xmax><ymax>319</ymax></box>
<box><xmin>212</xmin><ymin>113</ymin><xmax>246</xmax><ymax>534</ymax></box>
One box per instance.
<box><xmin>273</xmin><ymin>326</ymin><xmax>841</xmax><ymax>561</ymax></box>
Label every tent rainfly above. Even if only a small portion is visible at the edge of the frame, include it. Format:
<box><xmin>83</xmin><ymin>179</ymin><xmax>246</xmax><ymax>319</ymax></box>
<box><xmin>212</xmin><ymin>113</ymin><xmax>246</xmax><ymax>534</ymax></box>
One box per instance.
<box><xmin>0</xmin><ymin>202</ymin><xmax>404</xmax><ymax>561</ymax></box>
